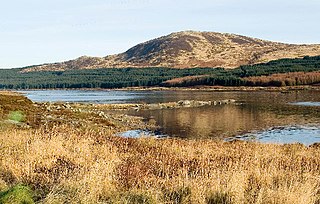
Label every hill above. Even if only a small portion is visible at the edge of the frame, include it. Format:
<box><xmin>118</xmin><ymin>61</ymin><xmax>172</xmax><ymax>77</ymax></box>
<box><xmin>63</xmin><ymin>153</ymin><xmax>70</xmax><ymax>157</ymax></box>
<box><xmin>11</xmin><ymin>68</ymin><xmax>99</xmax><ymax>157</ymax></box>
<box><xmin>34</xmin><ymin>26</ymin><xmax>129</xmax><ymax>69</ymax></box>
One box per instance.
<box><xmin>21</xmin><ymin>31</ymin><xmax>320</xmax><ymax>72</ymax></box>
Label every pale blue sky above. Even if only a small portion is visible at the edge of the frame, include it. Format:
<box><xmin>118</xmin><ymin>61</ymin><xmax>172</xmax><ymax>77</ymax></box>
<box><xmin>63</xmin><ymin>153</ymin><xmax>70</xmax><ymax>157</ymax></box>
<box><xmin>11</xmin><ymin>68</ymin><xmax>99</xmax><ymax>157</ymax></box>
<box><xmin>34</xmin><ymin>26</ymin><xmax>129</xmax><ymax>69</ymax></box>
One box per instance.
<box><xmin>1</xmin><ymin>0</ymin><xmax>320</xmax><ymax>68</ymax></box>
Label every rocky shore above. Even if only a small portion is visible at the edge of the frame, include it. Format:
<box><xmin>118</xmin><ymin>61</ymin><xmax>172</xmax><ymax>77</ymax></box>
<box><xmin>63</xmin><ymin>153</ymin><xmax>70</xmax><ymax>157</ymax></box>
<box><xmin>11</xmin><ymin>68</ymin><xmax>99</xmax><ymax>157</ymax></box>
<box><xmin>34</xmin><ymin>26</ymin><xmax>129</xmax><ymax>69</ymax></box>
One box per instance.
<box><xmin>34</xmin><ymin>102</ymin><xmax>157</xmax><ymax>133</ymax></box>
<box><xmin>75</xmin><ymin>99</ymin><xmax>238</xmax><ymax>111</ymax></box>
<box><xmin>26</xmin><ymin>98</ymin><xmax>237</xmax><ymax>138</ymax></box>
<box><xmin>0</xmin><ymin>91</ymin><xmax>239</xmax><ymax>139</ymax></box>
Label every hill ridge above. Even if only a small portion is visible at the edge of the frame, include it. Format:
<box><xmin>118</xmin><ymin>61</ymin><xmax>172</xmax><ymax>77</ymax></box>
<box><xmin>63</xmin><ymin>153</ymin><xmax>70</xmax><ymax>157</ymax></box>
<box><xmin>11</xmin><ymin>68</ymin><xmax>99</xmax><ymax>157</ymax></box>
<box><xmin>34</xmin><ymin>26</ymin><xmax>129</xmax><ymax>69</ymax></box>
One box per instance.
<box><xmin>21</xmin><ymin>31</ymin><xmax>320</xmax><ymax>72</ymax></box>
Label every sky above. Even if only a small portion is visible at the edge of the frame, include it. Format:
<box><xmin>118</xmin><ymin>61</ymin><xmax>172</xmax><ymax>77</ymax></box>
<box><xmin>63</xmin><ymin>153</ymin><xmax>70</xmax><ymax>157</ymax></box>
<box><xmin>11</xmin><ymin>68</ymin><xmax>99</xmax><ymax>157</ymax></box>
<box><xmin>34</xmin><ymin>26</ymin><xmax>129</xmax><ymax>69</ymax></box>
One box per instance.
<box><xmin>1</xmin><ymin>0</ymin><xmax>320</xmax><ymax>68</ymax></box>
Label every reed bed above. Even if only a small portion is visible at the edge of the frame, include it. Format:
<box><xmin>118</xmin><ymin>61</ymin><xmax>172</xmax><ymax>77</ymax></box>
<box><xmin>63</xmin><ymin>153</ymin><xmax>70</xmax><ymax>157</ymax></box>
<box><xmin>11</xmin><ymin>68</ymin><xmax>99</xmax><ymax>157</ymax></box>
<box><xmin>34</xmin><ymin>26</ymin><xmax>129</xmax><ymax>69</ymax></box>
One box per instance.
<box><xmin>0</xmin><ymin>124</ymin><xmax>319</xmax><ymax>203</ymax></box>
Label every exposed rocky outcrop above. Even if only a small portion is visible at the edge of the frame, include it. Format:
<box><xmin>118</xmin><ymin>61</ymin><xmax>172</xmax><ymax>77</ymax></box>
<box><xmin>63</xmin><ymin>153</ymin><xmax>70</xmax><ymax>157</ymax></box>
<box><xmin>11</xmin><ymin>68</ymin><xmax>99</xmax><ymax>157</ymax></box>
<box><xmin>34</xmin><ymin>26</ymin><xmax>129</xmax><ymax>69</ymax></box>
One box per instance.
<box><xmin>21</xmin><ymin>31</ymin><xmax>320</xmax><ymax>72</ymax></box>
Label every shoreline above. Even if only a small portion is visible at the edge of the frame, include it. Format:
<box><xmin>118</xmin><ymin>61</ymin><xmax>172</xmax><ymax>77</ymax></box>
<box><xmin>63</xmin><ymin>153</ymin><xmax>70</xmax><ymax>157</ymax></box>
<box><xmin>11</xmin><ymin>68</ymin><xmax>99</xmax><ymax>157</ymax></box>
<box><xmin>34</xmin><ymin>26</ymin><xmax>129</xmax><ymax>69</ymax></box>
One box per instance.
<box><xmin>10</xmin><ymin>85</ymin><xmax>320</xmax><ymax>92</ymax></box>
<box><xmin>1</xmin><ymin>91</ymin><xmax>320</xmax><ymax>203</ymax></box>
<box><xmin>1</xmin><ymin>90</ymin><xmax>320</xmax><ymax>146</ymax></box>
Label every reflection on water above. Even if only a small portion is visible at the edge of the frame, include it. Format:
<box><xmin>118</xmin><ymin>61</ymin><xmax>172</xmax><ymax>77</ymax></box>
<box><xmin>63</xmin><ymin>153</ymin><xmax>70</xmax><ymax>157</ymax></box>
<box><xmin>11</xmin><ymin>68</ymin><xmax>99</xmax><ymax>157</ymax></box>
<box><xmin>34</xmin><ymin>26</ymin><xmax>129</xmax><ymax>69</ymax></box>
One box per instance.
<box><xmin>21</xmin><ymin>89</ymin><xmax>320</xmax><ymax>143</ymax></box>
<box><xmin>125</xmin><ymin>90</ymin><xmax>320</xmax><ymax>141</ymax></box>
<box><xmin>128</xmin><ymin>102</ymin><xmax>320</xmax><ymax>139</ymax></box>
<box><xmin>128</xmin><ymin>105</ymin><xmax>263</xmax><ymax>138</ymax></box>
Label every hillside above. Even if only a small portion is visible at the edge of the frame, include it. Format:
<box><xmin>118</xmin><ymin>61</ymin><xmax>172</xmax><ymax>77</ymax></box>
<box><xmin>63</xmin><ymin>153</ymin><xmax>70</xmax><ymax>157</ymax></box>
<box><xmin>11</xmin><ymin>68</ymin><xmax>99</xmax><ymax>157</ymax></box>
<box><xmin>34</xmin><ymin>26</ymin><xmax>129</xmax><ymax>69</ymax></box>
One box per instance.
<box><xmin>21</xmin><ymin>31</ymin><xmax>320</xmax><ymax>72</ymax></box>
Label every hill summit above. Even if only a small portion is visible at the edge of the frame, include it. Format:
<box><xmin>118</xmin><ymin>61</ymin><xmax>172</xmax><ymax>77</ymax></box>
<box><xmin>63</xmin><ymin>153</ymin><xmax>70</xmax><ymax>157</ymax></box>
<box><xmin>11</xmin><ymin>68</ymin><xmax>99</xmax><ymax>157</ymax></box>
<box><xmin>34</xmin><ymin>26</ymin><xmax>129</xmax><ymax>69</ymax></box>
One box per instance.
<box><xmin>22</xmin><ymin>31</ymin><xmax>320</xmax><ymax>72</ymax></box>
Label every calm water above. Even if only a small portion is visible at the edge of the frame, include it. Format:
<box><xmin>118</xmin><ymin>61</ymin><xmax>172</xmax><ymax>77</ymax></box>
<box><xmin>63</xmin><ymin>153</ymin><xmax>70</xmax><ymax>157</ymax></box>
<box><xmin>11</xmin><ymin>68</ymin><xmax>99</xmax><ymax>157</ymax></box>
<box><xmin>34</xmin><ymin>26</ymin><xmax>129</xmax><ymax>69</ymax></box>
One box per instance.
<box><xmin>20</xmin><ymin>90</ymin><xmax>320</xmax><ymax>145</ymax></box>
<box><xmin>19</xmin><ymin>90</ymin><xmax>145</xmax><ymax>104</ymax></box>
<box><xmin>226</xmin><ymin>125</ymin><xmax>320</xmax><ymax>146</ymax></box>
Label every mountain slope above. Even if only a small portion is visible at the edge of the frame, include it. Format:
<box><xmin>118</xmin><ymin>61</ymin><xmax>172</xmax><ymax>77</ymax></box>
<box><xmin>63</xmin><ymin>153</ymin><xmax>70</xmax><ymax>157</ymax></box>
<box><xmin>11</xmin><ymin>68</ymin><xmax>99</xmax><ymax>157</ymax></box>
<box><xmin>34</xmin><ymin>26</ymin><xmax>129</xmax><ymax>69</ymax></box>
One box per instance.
<box><xmin>21</xmin><ymin>31</ymin><xmax>320</xmax><ymax>72</ymax></box>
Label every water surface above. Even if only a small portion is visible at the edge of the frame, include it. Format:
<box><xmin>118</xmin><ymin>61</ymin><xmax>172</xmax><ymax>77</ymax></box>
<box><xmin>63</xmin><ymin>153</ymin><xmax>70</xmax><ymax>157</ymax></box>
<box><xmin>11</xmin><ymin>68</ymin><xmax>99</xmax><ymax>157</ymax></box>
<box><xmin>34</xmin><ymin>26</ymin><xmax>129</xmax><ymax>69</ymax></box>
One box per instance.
<box><xmin>291</xmin><ymin>102</ymin><xmax>320</xmax><ymax>107</ymax></box>
<box><xmin>19</xmin><ymin>90</ymin><xmax>144</xmax><ymax>104</ymax></box>
<box><xmin>20</xmin><ymin>89</ymin><xmax>320</xmax><ymax>144</ymax></box>
<box><xmin>227</xmin><ymin>125</ymin><xmax>320</xmax><ymax>146</ymax></box>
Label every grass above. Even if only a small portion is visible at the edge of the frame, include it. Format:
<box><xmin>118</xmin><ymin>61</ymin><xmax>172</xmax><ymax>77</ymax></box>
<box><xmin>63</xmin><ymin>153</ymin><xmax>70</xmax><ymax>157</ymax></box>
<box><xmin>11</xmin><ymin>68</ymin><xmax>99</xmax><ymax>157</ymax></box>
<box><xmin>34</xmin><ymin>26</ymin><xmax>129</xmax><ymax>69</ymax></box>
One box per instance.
<box><xmin>206</xmin><ymin>191</ymin><xmax>232</xmax><ymax>204</ymax></box>
<box><xmin>0</xmin><ymin>184</ymin><xmax>34</xmax><ymax>204</ymax></box>
<box><xmin>0</xmin><ymin>126</ymin><xmax>319</xmax><ymax>203</ymax></box>
<box><xmin>0</xmin><ymin>92</ymin><xmax>42</xmax><ymax>128</ymax></box>
<box><xmin>8</xmin><ymin>111</ymin><xmax>26</xmax><ymax>123</ymax></box>
<box><xmin>0</xmin><ymin>91</ymin><xmax>319</xmax><ymax>203</ymax></box>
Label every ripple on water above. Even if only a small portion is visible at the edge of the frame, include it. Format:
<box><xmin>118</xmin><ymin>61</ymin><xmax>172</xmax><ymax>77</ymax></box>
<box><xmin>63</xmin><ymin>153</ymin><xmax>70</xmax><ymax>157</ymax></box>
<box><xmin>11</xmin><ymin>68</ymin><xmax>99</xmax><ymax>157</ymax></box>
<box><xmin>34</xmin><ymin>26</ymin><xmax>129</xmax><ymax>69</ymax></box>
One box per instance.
<box><xmin>228</xmin><ymin>125</ymin><xmax>320</xmax><ymax>146</ymax></box>
<box><xmin>290</xmin><ymin>102</ymin><xmax>320</xmax><ymax>107</ymax></box>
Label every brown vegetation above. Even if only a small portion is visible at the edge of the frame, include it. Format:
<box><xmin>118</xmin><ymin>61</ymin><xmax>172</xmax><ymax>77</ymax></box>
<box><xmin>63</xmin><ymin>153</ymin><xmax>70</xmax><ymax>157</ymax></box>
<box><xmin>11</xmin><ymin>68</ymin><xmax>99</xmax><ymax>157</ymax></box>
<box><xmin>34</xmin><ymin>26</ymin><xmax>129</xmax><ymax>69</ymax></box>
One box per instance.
<box><xmin>243</xmin><ymin>71</ymin><xmax>320</xmax><ymax>86</ymax></box>
<box><xmin>0</xmin><ymin>92</ymin><xmax>43</xmax><ymax>128</ymax></box>
<box><xmin>161</xmin><ymin>75</ymin><xmax>209</xmax><ymax>87</ymax></box>
<box><xmin>1</xmin><ymin>126</ymin><xmax>320</xmax><ymax>203</ymax></box>
<box><xmin>0</xmin><ymin>91</ymin><xmax>320</xmax><ymax>203</ymax></box>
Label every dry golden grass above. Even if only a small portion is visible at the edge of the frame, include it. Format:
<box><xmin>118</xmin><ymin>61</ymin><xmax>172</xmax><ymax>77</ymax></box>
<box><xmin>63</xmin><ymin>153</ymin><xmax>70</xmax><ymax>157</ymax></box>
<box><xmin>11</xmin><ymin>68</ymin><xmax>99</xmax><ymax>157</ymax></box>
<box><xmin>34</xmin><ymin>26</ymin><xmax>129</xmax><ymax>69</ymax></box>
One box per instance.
<box><xmin>0</xmin><ymin>91</ymin><xmax>319</xmax><ymax>203</ymax></box>
<box><xmin>0</xmin><ymin>124</ymin><xmax>319</xmax><ymax>204</ymax></box>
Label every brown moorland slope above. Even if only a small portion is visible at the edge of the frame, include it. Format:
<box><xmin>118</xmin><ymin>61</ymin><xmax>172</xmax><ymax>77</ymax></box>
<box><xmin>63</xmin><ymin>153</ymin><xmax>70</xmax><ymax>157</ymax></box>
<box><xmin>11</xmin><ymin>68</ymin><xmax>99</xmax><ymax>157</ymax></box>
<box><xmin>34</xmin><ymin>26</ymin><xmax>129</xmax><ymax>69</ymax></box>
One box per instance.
<box><xmin>21</xmin><ymin>31</ymin><xmax>320</xmax><ymax>72</ymax></box>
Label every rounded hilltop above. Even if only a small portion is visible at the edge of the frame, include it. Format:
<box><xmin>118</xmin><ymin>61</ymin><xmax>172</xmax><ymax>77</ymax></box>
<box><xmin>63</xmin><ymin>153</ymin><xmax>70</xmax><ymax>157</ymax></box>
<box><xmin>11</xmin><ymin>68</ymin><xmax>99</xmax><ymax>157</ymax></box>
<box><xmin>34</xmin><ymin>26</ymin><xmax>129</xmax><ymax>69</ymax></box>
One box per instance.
<box><xmin>21</xmin><ymin>31</ymin><xmax>320</xmax><ymax>72</ymax></box>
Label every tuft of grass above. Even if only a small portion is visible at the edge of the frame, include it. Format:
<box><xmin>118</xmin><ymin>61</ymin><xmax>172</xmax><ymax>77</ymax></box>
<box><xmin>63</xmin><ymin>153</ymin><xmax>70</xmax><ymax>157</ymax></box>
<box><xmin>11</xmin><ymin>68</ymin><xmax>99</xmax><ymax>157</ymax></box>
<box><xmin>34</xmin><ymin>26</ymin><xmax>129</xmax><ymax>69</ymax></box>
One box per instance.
<box><xmin>206</xmin><ymin>191</ymin><xmax>232</xmax><ymax>204</ymax></box>
<box><xmin>122</xmin><ymin>192</ymin><xmax>155</xmax><ymax>204</ymax></box>
<box><xmin>8</xmin><ymin>111</ymin><xmax>25</xmax><ymax>123</ymax></box>
<box><xmin>0</xmin><ymin>185</ymin><xmax>34</xmax><ymax>204</ymax></box>
<box><xmin>163</xmin><ymin>187</ymin><xmax>192</xmax><ymax>204</ymax></box>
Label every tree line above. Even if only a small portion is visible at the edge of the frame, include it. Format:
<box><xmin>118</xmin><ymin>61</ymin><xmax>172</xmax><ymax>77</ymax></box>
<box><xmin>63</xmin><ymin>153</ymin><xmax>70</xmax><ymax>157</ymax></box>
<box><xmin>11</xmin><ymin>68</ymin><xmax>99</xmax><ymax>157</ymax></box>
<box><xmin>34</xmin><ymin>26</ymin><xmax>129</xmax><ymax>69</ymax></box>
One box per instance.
<box><xmin>162</xmin><ymin>56</ymin><xmax>320</xmax><ymax>87</ymax></box>
<box><xmin>243</xmin><ymin>71</ymin><xmax>320</xmax><ymax>86</ymax></box>
<box><xmin>0</xmin><ymin>56</ymin><xmax>319</xmax><ymax>89</ymax></box>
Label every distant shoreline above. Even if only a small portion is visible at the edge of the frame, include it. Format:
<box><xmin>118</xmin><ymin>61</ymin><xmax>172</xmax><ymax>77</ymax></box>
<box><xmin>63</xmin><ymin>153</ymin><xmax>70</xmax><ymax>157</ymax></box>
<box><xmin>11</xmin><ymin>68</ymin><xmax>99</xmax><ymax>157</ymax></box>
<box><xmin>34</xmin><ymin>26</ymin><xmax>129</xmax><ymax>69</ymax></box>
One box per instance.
<box><xmin>10</xmin><ymin>85</ymin><xmax>320</xmax><ymax>92</ymax></box>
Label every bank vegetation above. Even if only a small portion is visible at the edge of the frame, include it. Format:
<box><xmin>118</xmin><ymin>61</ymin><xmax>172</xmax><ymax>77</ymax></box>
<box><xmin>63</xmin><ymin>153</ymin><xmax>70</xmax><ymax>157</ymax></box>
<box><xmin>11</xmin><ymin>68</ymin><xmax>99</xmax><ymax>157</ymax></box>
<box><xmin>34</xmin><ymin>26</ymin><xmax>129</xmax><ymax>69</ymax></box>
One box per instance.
<box><xmin>0</xmin><ymin>92</ymin><xmax>319</xmax><ymax>203</ymax></box>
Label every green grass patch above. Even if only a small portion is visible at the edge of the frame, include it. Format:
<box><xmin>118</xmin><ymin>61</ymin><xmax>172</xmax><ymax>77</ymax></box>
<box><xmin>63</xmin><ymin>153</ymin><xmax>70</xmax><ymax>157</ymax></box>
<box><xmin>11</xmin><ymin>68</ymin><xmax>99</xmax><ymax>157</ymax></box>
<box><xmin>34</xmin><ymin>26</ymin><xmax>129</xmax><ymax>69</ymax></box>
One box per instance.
<box><xmin>8</xmin><ymin>111</ymin><xmax>25</xmax><ymax>123</ymax></box>
<box><xmin>0</xmin><ymin>185</ymin><xmax>34</xmax><ymax>204</ymax></box>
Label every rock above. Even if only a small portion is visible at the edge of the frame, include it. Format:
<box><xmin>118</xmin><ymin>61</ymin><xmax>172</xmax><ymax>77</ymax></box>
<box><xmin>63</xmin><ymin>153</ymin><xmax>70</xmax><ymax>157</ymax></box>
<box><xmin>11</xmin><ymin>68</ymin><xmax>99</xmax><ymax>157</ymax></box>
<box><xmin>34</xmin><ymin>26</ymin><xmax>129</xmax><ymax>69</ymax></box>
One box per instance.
<box><xmin>178</xmin><ymin>100</ymin><xmax>192</xmax><ymax>107</ymax></box>
<box><xmin>148</xmin><ymin>104</ymin><xmax>161</xmax><ymax>109</ymax></box>
<box><xmin>309</xmin><ymin>143</ymin><xmax>320</xmax><ymax>148</ymax></box>
<box><xmin>63</xmin><ymin>103</ymin><xmax>72</xmax><ymax>109</ymax></box>
<box><xmin>220</xmin><ymin>99</ymin><xmax>229</xmax><ymax>104</ymax></box>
